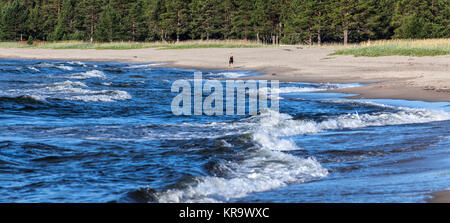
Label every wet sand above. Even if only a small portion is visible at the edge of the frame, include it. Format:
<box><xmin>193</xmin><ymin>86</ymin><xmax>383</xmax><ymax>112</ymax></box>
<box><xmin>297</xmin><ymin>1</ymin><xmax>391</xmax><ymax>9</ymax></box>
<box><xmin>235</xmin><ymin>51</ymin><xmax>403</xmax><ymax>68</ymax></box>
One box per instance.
<box><xmin>428</xmin><ymin>190</ymin><xmax>450</xmax><ymax>203</ymax></box>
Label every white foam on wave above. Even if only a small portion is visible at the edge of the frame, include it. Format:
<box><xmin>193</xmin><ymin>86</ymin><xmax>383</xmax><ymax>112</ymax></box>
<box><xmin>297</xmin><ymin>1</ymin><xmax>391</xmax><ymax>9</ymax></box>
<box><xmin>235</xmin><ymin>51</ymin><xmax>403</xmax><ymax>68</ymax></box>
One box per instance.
<box><xmin>153</xmin><ymin>100</ymin><xmax>450</xmax><ymax>203</ymax></box>
<box><xmin>156</xmin><ymin>151</ymin><xmax>327</xmax><ymax>203</ymax></box>
<box><xmin>27</xmin><ymin>66</ymin><xmax>40</xmax><ymax>72</ymax></box>
<box><xmin>4</xmin><ymin>80</ymin><xmax>131</xmax><ymax>103</ymax></box>
<box><xmin>57</xmin><ymin>65</ymin><xmax>73</xmax><ymax>70</ymax></box>
<box><xmin>208</xmin><ymin>72</ymin><xmax>249</xmax><ymax>79</ymax></box>
<box><xmin>258</xmin><ymin>83</ymin><xmax>360</xmax><ymax>96</ymax></box>
<box><xmin>154</xmin><ymin>113</ymin><xmax>327</xmax><ymax>203</ymax></box>
<box><xmin>248</xmin><ymin>106</ymin><xmax>450</xmax><ymax>139</ymax></box>
<box><xmin>126</xmin><ymin>63</ymin><xmax>166</xmax><ymax>69</ymax></box>
<box><xmin>37</xmin><ymin>63</ymin><xmax>73</xmax><ymax>71</ymax></box>
<box><xmin>67</xmin><ymin>61</ymin><xmax>87</xmax><ymax>67</ymax></box>
<box><xmin>69</xmin><ymin>70</ymin><xmax>106</xmax><ymax>79</ymax></box>
<box><xmin>71</xmin><ymin>90</ymin><xmax>132</xmax><ymax>102</ymax></box>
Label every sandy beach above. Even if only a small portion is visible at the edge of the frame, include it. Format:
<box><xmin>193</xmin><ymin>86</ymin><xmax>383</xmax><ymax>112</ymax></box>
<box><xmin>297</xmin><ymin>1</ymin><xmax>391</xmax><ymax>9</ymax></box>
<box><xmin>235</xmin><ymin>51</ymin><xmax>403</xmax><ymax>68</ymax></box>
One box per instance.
<box><xmin>428</xmin><ymin>191</ymin><xmax>450</xmax><ymax>203</ymax></box>
<box><xmin>0</xmin><ymin>47</ymin><xmax>449</xmax><ymax>102</ymax></box>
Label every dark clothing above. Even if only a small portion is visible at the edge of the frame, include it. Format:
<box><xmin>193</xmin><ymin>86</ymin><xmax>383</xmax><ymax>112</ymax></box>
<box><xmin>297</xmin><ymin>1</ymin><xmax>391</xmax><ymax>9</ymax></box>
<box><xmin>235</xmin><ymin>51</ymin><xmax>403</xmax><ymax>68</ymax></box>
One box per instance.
<box><xmin>229</xmin><ymin>56</ymin><xmax>234</xmax><ymax>64</ymax></box>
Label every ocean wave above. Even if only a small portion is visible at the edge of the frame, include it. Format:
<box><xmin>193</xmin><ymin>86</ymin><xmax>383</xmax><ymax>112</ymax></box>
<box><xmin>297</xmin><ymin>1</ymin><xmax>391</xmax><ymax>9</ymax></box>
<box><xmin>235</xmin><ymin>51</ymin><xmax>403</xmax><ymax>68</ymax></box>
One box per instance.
<box><xmin>37</xmin><ymin>63</ymin><xmax>73</xmax><ymax>71</ymax></box>
<box><xmin>248</xmin><ymin>106</ymin><xmax>450</xmax><ymax>138</ymax></box>
<box><xmin>2</xmin><ymin>80</ymin><xmax>131</xmax><ymax>103</ymax></box>
<box><xmin>0</xmin><ymin>95</ymin><xmax>45</xmax><ymax>104</ymax></box>
<box><xmin>26</xmin><ymin>66</ymin><xmax>40</xmax><ymax>72</ymax></box>
<box><xmin>155</xmin><ymin>151</ymin><xmax>327</xmax><ymax>203</ymax></box>
<box><xmin>70</xmin><ymin>90</ymin><xmax>132</xmax><ymax>102</ymax></box>
<box><xmin>206</xmin><ymin>72</ymin><xmax>250</xmax><ymax>79</ymax></box>
<box><xmin>69</xmin><ymin>70</ymin><xmax>106</xmax><ymax>79</ymax></box>
<box><xmin>258</xmin><ymin>83</ymin><xmax>360</xmax><ymax>95</ymax></box>
<box><xmin>151</xmin><ymin>101</ymin><xmax>450</xmax><ymax>202</ymax></box>
<box><xmin>126</xmin><ymin>63</ymin><xmax>166</xmax><ymax>69</ymax></box>
<box><xmin>67</xmin><ymin>61</ymin><xmax>87</xmax><ymax>67</ymax></box>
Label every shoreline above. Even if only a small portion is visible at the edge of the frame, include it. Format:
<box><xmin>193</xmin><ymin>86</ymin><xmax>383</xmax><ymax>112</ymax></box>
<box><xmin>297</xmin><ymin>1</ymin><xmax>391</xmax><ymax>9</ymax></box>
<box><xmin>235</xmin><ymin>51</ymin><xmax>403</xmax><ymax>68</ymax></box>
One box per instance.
<box><xmin>0</xmin><ymin>47</ymin><xmax>449</xmax><ymax>102</ymax></box>
<box><xmin>428</xmin><ymin>190</ymin><xmax>450</xmax><ymax>203</ymax></box>
<box><xmin>1</xmin><ymin>48</ymin><xmax>449</xmax><ymax>203</ymax></box>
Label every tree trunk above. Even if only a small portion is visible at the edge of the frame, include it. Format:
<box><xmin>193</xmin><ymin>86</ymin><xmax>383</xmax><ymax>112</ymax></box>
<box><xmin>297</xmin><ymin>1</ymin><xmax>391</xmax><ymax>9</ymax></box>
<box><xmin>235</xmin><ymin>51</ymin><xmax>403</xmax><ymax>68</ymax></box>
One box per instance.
<box><xmin>90</xmin><ymin>9</ymin><xmax>94</xmax><ymax>43</ymax></box>
<box><xmin>177</xmin><ymin>10</ymin><xmax>181</xmax><ymax>43</ymax></box>
<box><xmin>57</xmin><ymin>0</ymin><xmax>61</xmax><ymax>15</ymax></box>
<box><xmin>343</xmin><ymin>29</ymin><xmax>348</xmax><ymax>45</ymax></box>
<box><xmin>317</xmin><ymin>33</ymin><xmax>321</xmax><ymax>46</ymax></box>
<box><xmin>132</xmin><ymin>20</ymin><xmax>136</xmax><ymax>42</ymax></box>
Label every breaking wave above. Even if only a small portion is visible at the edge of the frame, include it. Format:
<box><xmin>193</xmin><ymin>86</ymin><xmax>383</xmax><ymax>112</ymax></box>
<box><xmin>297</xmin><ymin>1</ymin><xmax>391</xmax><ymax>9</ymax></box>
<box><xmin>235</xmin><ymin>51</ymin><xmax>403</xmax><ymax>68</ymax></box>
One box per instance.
<box><xmin>126</xmin><ymin>63</ymin><xmax>166</xmax><ymax>69</ymax></box>
<box><xmin>1</xmin><ymin>80</ymin><xmax>131</xmax><ymax>103</ymax></box>
<box><xmin>37</xmin><ymin>63</ymin><xmax>73</xmax><ymax>70</ymax></box>
<box><xmin>69</xmin><ymin>70</ymin><xmax>106</xmax><ymax>79</ymax></box>
<box><xmin>149</xmin><ymin>101</ymin><xmax>450</xmax><ymax>202</ymax></box>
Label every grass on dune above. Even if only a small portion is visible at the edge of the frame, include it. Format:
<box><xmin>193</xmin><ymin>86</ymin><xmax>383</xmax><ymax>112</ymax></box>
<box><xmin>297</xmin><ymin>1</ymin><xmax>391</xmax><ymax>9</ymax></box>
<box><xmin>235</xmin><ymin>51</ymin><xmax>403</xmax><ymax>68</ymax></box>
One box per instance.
<box><xmin>332</xmin><ymin>39</ymin><xmax>450</xmax><ymax>57</ymax></box>
<box><xmin>0</xmin><ymin>40</ymin><xmax>266</xmax><ymax>50</ymax></box>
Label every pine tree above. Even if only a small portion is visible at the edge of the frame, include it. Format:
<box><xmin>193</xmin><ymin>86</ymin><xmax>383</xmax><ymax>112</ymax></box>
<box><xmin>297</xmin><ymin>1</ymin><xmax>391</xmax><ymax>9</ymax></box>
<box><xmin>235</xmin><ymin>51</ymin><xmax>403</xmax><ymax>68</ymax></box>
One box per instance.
<box><xmin>231</xmin><ymin>0</ymin><xmax>253</xmax><ymax>40</ymax></box>
<box><xmin>41</xmin><ymin>0</ymin><xmax>61</xmax><ymax>40</ymax></box>
<box><xmin>0</xmin><ymin>3</ymin><xmax>4</xmax><ymax>40</ymax></box>
<box><xmin>129</xmin><ymin>0</ymin><xmax>148</xmax><ymax>41</ymax></box>
<box><xmin>359</xmin><ymin>0</ymin><xmax>396</xmax><ymax>41</ymax></box>
<box><xmin>330</xmin><ymin>0</ymin><xmax>362</xmax><ymax>45</ymax></box>
<box><xmin>95</xmin><ymin>1</ymin><xmax>120</xmax><ymax>42</ymax></box>
<box><xmin>0</xmin><ymin>0</ymin><xmax>28</xmax><ymax>41</ymax></box>
<box><xmin>391</xmin><ymin>0</ymin><xmax>434</xmax><ymax>39</ymax></box>
<box><xmin>252</xmin><ymin>0</ymin><xmax>272</xmax><ymax>43</ymax></box>
<box><xmin>160</xmin><ymin>0</ymin><xmax>190</xmax><ymax>42</ymax></box>
<box><xmin>52</xmin><ymin>0</ymin><xmax>75</xmax><ymax>41</ymax></box>
<box><xmin>27</xmin><ymin>1</ymin><xmax>43</xmax><ymax>40</ymax></box>
<box><xmin>148</xmin><ymin>0</ymin><xmax>167</xmax><ymax>41</ymax></box>
<box><xmin>429</xmin><ymin>0</ymin><xmax>450</xmax><ymax>38</ymax></box>
<box><xmin>285</xmin><ymin>0</ymin><xmax>329</xmax><ymax>45</ymax></box>
<box><xmin>75</xmin><ymin>0</ymin><xmax>104</xmax><ymax>42</ymax></box>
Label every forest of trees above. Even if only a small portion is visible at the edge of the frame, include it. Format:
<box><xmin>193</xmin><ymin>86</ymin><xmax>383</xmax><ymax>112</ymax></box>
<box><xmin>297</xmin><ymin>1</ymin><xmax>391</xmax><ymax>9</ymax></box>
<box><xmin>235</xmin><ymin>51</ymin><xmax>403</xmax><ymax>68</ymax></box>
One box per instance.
<box><xmin>0</xmin><ymin>0</ymin><xmax>448</xmax><ymax>44</ymax></box>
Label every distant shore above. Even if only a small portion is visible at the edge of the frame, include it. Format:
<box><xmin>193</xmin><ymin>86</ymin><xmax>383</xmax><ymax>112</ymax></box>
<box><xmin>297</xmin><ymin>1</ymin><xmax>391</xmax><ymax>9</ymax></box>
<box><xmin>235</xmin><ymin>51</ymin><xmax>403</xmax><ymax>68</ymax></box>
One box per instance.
<box><xmin>0</xmin><ymin>47</ymin><xmax>449</xmax><ymax>102</ymax></box>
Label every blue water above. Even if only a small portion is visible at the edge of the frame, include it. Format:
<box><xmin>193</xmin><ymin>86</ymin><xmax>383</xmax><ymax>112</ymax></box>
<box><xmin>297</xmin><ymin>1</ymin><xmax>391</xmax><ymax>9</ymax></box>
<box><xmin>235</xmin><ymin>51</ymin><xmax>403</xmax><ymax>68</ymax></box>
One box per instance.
<box><xmin>0</xmin><ymin>59</ymin><xmax>449</xmax><ymax>203</ymax></box>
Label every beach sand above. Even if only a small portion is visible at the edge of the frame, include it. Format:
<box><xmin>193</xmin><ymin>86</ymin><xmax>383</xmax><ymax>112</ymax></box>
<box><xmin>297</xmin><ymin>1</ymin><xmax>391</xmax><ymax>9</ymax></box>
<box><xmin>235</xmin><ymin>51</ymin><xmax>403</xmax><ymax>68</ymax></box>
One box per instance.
<box><xmin>1</xmin><ymin>47</ymin><xmax>449</xmax><ymax>202</ymax></box>
<box><xmin>1</xmin><ymin>46</ymin><xmax>448</xmax><ymax>102</ymax></box>
<box><xmin>428</xmin><ymin>190</ymin><xmax>450</xmax><ymax>203</ymax></box>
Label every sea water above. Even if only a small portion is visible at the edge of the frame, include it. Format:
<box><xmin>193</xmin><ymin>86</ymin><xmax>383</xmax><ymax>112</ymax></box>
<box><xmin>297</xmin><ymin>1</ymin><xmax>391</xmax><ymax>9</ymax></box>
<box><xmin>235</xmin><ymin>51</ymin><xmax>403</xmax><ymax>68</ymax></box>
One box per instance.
<box><xmin>0</xmin><ymin>59</ymin><xmax>449</xmax><ymax>203</ymax></box>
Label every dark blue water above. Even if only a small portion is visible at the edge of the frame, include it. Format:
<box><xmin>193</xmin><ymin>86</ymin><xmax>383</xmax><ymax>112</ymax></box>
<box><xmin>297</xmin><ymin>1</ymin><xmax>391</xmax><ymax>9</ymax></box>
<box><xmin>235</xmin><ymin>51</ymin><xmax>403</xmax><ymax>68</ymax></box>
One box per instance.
<box><xmin>0</xmin><ymin>59</ymin><xmax>449</xmax><ymax>203</ymax></box>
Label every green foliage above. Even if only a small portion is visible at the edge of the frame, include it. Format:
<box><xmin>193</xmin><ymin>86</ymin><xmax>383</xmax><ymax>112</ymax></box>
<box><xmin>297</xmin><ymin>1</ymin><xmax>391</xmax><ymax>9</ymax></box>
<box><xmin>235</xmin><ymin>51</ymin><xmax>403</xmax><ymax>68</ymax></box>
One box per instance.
<box><xmin>0</xmin><ymin>0</ymin><xmax>448</xmax><ymax>43</ymax></box>
<box><xmin>95</xmin><ymin>2</ymin><xmax>121</xmax><ymax>42</ymax></box>
<box><xmin>27</xmin><ymin>35</ymin><xmax>33</xmax><ymax>45</ymax></box>
<box><xmin>0</xmin><ymin>0</ymin><xmax>27</xmax><ymax>40</ymax></box>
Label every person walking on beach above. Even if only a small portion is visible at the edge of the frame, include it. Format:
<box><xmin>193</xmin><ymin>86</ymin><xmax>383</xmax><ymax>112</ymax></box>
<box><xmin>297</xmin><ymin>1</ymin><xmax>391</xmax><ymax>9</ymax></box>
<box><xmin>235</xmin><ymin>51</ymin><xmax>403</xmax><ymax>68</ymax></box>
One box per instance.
<box><xmin>228</xmin><ymin>54</ymin><xmax>234</xmax><ymax>69</ymax></box>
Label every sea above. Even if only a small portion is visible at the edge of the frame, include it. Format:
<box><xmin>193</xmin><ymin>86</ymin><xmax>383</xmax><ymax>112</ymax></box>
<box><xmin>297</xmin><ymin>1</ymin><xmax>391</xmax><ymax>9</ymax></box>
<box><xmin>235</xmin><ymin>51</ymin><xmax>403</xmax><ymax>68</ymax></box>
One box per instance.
<box><xmin>0</xmin><ymin>59</ymin><xmax>449</xmax><ymax>203</ymax></box>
